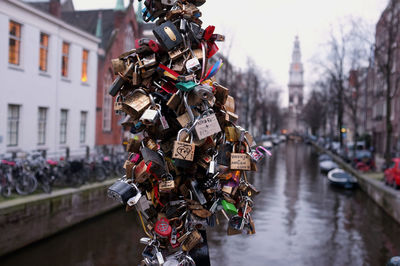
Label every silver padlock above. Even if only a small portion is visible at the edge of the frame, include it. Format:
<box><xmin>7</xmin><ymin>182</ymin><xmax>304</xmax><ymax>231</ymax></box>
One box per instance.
<box><xmin>140</xmin><ymin>106</ymin><xmax>159</xmax><ymax>125</ymax></box>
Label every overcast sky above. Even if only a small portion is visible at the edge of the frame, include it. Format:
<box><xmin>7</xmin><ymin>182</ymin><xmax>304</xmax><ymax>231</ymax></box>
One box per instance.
<box><xmin>73</xmin><ymin>0</ymin><xmax>388</xmax><ymax>106</ymax></box>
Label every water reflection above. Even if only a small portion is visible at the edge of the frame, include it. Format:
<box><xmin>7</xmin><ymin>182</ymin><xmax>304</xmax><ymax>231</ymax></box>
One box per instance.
<box><xmin>2</xmin><ymin>142</ymin><xmax>400</xmax><ymax>266</ymax></box>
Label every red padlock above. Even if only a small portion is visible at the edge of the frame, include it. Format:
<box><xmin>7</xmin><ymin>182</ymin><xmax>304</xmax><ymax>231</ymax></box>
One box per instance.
<box><xmin>207</xmin><ymin>41</ymin><xmax>219</xmax><ymax>58</ymax></box>
<box><xmin>148</xmin><ymin>40</ymin><xmax>161</xmax><ymax>53</ymax></box>
<box><xmin>154</xmin><ymin>217</ymin><xmax>172</xmax><ymax>238</ymax></box>
<box><xmin>203</xmin><ymin>25</ymin><xmax>215</xmax><ymax>41</ymax></box>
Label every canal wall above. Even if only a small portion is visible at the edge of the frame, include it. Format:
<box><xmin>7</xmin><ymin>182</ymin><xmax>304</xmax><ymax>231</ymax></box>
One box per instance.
<box><xmin>313</xmin><ymin>143</ymin><xmax>400</xmax><ymax>224</ymax></box>
<box><xmin>0</xmin><ymin>179</ymin><xmax>120</xmax><ymax>256</ymax></box>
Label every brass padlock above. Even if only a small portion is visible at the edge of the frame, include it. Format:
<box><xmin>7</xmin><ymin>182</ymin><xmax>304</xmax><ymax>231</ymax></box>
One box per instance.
<box><xmin>193</xmin><ymin>48</ymin><xmax>203</xmax><ymax>60</ymax></box>
<box><xmin>172</xmin><ymin>128</ymin><xmax>195</xmax><ymax>162</ymax></box>
<box><xmin>114</xmin><ymin>95</ymin><xmax>124</xmax><ymax>114</ymax></box>
<box><xmin>168</xmin><ymin>47</ymin><xmax>187</xmax><ymax>61</ymax></box>
<box><xmin>230</xmin><ymin>143</ymin><xmax>251</xmax><ymax>171</ymax></box>
<box><xmin>159</xmin><ymin>174</ymin><xmax>175</xmax><ymax>193</ymax></box>
<box><xmin>123</xmin><ymin>155</ymin><xmax>136</xmax><ymax>179</ymax></box>
<box><xmin>143</xmin><ymin>137</ymin><xmax>158</xmax><ymax>151</ymax></box>
<box><xmin>224</xmin><ymin>95</ymin><xmax>235</xmax><ymax>113</ymax></box>
<box><xmin>213</xmin><ymin>82</ymin><xmax>229</xmax><ymax>105</ymax></box>
<box><xmin>140</xmin><ymin>54</ymin><xmax>157</xmax><ymax>69</ymax></box>
<box><xmin>172</xmin><ymin>58</ymin><xmax>186</xmax><ymax>73</ymax></box>
<box><xmin>132</xmin><ymin>65</ymin><xmax>141</xmax><ymax>86</ymax></box>
<box><xmin>126</xmin><ymin>137</ymin><xmax>141</xmax><ymax>153</ymax></box>
<box><xmin>122</xmin><ymin>89</ymin><xmax>151</xmax><ymax>119</ymax></box>
<box><xmin>111</xmin><ymin>58</ymin><xmax>126</xmax><ymax>75</ymax></box>
<box><xmin>166</xmin><ymin>92</ymin><xmax>182</xmax><ymax>112</ymax></box>
<box><xmin>182</xmin><ymin>230</ymin><xmax>202</xmax><ymax>252</ymax></box>
<box><xmin>134</xmin><ymin>160</ymin><xmax>150</xmax><ymax>183</ymax></box>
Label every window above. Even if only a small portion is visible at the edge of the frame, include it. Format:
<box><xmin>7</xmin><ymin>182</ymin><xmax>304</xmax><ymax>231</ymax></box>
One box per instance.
<box><xmin>9</xmin><ymin>21</ymin><xmax>21</xmax><ymax>65</ymax></box>
<box><xmin>38</xmin><ymin>107</ymin><xmax>47</xmax><ymax>145</ymax></box>
<box><xmin>81</xmin><ymin>49</ymin><xmax>89</xmax><ymax>82</ymax></box>
<box><xmin>80</xmin><ymin>111</ymin><xmax>87</xmax><ymax>143</ymax></box>
<box><xmin>102</xmin><ymin>72</ymin><xmax>113</xmax><ymax>131</ymax></box>
<box><xmin>60</xmin><ymin>109</ymin><xmax>68</xmax><ymax>144</ymax></box>
<box><xmin>124</xmin><ymin>24</ymin><xmax>135</xmax><ymax>51</ymax></box>
<box><xmin>7</xmin><ymin>105</ymin><xmax>20</xmax><ymax>146</ymax></box>
<box><xmin>39</xmin><ymin>33</ymin><xmax>49</xmax><ymax>72</ymax></box>
<box><xmin>61</xmin><ymin>42</ymin><xmax>69</xmax><ymax>77</ymax></box>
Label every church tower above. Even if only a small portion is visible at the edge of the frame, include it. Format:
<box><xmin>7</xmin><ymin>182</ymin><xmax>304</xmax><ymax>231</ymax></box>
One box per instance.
<box><xmin>287</xmin><ymin>36</ymin><xmax>304</xmax><ymax>133</ymax></box>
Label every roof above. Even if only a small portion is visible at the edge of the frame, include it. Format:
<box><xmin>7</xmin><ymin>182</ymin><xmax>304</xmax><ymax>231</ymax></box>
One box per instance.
<box><xmin>62</xmin><ymin>9</ymin><xmax>115</xmax><ymax>48</ymax></box>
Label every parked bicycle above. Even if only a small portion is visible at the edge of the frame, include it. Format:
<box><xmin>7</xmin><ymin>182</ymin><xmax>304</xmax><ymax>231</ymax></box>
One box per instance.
<box><xmin>0</xmin><ymin>158</ymin><xmax>37</xmax><ymax>197</ymax></box>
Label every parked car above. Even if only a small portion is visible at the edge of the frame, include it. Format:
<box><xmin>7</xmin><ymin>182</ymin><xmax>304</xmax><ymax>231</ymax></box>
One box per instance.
<box><xmin>384</xmin><ymin>158</ymin><xmax>400</xmax><ymax>189</ymax></box>
<box><xmin>350</xmin><ymin>150</ymin><xmax>375</xmax><ymax>172</ymax></box>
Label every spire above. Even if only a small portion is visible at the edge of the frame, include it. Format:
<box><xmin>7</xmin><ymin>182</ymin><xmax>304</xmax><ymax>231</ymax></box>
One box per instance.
<box><xmin>292</xmin><ymin>35</ymin><xmax>301</xmax><ymax>63</ymax></box>
<box><xmin>95</xmin><ymin>11</ymin><xmax>103</xmax><ymax>39</ymax></box>
<box><xmin>115</xmin><ymin>0</ymin><xmax>125</xmax><ymax>11</ymax></box>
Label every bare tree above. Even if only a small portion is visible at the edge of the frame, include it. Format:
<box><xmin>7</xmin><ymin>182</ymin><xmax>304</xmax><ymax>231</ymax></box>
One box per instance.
<box><xmin>313</xmin><ymin>18</ymin><xmax>373</xmax><ymax>147</ymax></box>
<box><xmin>302</xmin><ymin>89</ymin><xmax>326</xmax><ymax>135</ymax></box>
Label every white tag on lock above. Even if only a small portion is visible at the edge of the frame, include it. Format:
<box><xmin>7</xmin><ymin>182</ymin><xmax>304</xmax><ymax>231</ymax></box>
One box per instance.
<box><xmin>194</xmin><ymin>113</ymin><xmax>222</xmax><ymax>140</ymax></box>
<box><xmin>186</xmin><ymin>57</ymin><xmax>201</xmax><ymax>73</ymax></box>
<box><xmin>127</xmin><ymin>191</ymin><xmax>142</xmax><ymax>206</ymax></box>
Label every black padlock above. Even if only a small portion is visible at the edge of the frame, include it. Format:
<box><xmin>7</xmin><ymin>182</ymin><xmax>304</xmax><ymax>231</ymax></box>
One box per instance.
<box><xmin>216</xmin><ymin>143</ymin><xmax>232</xmax><ymax>166</ymax></box>
<box><xmin>108</xmin><ymin>64</ymin><xmax>135</xmax><ymax>96</ymax></box>
<box><xmin>153</xmin><ymin>21</ymin><xmax>183</xmax><ymax>51</ymax></box>
<box><xmin>107</xmin><ymin>179</ymin><xmax>138</xmax><ymax>205</ymax></box>
<box><xmin>141</xmin><ymin>147</ymin><xmax>166</xmax><ymax>177</ymax></box>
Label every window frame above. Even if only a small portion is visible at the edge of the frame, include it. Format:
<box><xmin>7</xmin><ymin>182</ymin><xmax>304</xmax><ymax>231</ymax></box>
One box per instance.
<box><xmin>80</xmin><ymin>111</ymin><xmax>87</xmax><ymax>144</ymax></box>
<box><xmin>102</xmin><ymin>71</ymin><xmax>113</xmax><ymax>132</ymax></box>
<box><xmin>39</xmin><ymin>32</ymin><xmax>49</xmax><ymax>72</ymax></box>
<box><xmin>7</xmin><ymin>104</ymin><xmax>20</xmax><ymax>147</ymax></box>
<box><xmin>81</xmin><ymin>49</ymin><xmax>89</xmax><ymax>83</ymax></box>
<box><xmin>38</xmin><ymin>107</ymin><xmax>47</xmax><ymax>145</ymax></box>
<box><xmin>60</xmin><ymin>109</ymin><xmax>68</xmax><ymax>144</ymax></box>
<box><xmin>8</xmin><ymin>20</ymin><xmax>22</xmax><ymax>66</ymax></box>
<box><xmin>61</xmin><ymin>42</ymin><xmax>70</xmax><ymax>78</ymax></box>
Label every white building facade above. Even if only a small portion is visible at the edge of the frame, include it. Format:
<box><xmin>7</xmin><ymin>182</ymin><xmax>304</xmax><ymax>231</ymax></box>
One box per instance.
<box><xmin>0</xmin><ymin>0</ymin><xmax>99</xmax><ymax>158</ymax></box>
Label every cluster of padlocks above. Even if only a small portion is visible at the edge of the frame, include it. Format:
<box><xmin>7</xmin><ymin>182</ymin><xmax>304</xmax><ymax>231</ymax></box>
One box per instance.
<box><xmin>107</xmin><ymin>0</ymin><xmax>270</xmax><ymax>265</ymax></box>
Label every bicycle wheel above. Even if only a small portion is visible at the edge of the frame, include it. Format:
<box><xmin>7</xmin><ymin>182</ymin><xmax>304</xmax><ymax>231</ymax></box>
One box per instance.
<box><xmin>41</xmin><ymin>180</ymin><xmax>52</xmax><ymax>194</ymax></box>
<box><xmin>95</xmin><ymin>166</ymin><xmax>107</xmax><ymax>181</ymax></box>
<box><xmin>16</xmin><ymin>173</ymin><xmax>38</xmax><ymax>195</ymax></box>
<box><xmin>1</xmin><ymin>183</ymin><xmax>12</xmax><ymax>197</ymax></box>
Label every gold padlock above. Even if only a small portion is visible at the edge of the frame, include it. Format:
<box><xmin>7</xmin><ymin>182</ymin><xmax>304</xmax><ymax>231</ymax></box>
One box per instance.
<box><xmin>225</xmin><ymin>126</ymin><xmax>238</xmax><ymax>142</ymax></box>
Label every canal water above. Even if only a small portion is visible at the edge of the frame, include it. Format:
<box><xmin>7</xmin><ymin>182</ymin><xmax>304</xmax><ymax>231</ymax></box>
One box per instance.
<box><xmin>2</xmin><ymin>143</ymin><xmax>400</xmax><ymax>266</ymax></box>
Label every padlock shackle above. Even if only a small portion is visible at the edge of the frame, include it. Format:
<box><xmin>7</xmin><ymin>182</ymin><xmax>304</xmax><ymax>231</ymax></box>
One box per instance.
<box><xmin>256</xmin><ymin>146</ymin><xmax>272</xmax><ymax>157</ymax></box>
<box><xmin>177</xmin><ymin>128</ymin><xmax>193</xmax><ymax>143</ymax></box>
<box><xmin>183</xmin><ymin>92</ymin><xmax>195</xmax><ymax>122</ymax></box>
<box><xmin>232</xmin><ymin>142</ymin><xmax>250</xmax><ymax>153</ymax></box>
<box><xmin>200</xmin><ymin>41</ymin><xmax>207</xmax><ymax>79</ymax></box>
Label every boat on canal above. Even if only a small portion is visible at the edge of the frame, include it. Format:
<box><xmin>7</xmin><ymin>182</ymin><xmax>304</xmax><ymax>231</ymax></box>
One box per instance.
<box><xmin>327</xmin><ymin>168</ymin><xmax>358</xmax><ymax>189</ymax></box>
<box><xmin>319</xmin><ymin>159</ymin><xmax>338</xmax><ymax>173</ymax></box>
